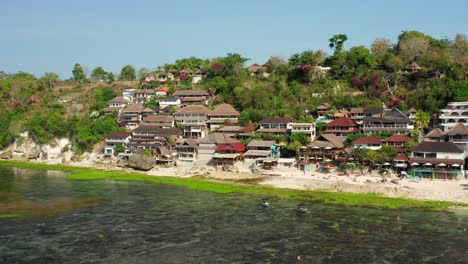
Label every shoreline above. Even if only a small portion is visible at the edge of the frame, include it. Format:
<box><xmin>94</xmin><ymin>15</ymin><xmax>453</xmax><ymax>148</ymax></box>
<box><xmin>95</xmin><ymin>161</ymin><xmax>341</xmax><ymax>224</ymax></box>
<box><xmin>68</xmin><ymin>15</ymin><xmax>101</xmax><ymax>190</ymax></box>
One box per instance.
<box><xmin>1</xmin><ymin>159</ymin><xmax>467</xmax><ymax>211</ymax></box>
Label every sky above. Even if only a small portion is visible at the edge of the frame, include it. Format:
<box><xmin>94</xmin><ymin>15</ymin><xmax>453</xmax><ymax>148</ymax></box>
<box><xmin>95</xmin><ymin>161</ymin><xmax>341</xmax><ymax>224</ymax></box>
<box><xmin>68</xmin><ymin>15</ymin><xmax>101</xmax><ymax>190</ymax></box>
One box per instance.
<box><xmin>1</xmin><ymin>0</ymin><xmax>467</xmax><ymax>78</ymax></box>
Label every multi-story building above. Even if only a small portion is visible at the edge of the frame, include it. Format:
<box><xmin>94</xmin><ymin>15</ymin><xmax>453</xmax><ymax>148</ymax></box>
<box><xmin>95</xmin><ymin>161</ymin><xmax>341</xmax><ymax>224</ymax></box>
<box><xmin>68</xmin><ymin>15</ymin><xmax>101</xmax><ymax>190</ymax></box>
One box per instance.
<box><xmin>257</xmin><ymin>117</ymin><xmax>293</xmax><ymax>137</ymax></box>
<box><xmin>104</xmin><ymin>132</ymin><xmax>132</xmax><ymax>156</ymax></box>
<box><xmin>208</xmin><ymin>104</ymin><xmax>240</xmax><ymax>130</ymax></box>
<box><xmin>106</xmin><ymin>96</ymin><xmax>130</xmax><ymax>112</ymax></box>
<box><xmin>133</xmin><ymin>89</ymin><xmax>155</xmax><ymax>105</ymax></box>
<box><xmin>425</xmin><ymin>123</ymin><xmax>468</xmax><ymax>151</ymax></box>
<box><xmin>158</xmin><ymin>97</ymin><xmax>181</xmax><ymax>109</ymax></box>
<box><xmin>290</xmin><ymin>123</ymin><xmax>316</xmax><ymax>141</ymax></box>
<box><xmin>142</xmin><ymin>115</ymin><xmax>175</xmax><ymax>128</ymax></box>
<box><xmin>120</xmin><ymin>104</ymin><xmax>144</xmax><ymax>130</ymax></box>
<box><xmin>174</xmin><ymin>105</ymin><xmax>211</xmax><ymax>138</ymax></box>
<box><xmin>127</xmin><ymin>125</ymin><xmax>181</xmax><ymax>151</ymax></box>
<box><xmin>439</xmin><ymin>101</ymin><xmax>468</xmax><ymax>131</ymax></box>
<box><xmin>324</xmin><ymin>117</ymin><xmax>358</xmax><ymax>138</ymax></box>
<box><xmin>173</xmin><ymin>89</ymin><xmax>211</xmax><ymax>105</ymax></box>
<box><xmin>298</xmin><ymin>134</ymin><xmax>344</xmax><ymax>168</ymax></box>
<box><xmin>175</xmin><ymin>138</ymin><xmax>198</xmax><ymax>162</ymax></box>
<box><xmin>384</xmin><ymin>134</ymin><xmax>412</xmax><ymax>153</ymax></box>
<box><xmin>352</xmin><ymin>136</ymin><xmax>382</xmax><ymax>150</ymax></box>
<box><xmin>362</xmin><ymin>108</ymin><xmax>413</xmax><ymax>135</ymax></box>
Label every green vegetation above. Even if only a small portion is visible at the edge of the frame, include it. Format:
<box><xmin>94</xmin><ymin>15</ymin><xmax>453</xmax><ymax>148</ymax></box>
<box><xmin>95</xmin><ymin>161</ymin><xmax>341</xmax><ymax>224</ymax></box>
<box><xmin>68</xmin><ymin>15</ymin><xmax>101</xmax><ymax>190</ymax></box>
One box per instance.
<box><xmin>0</xmin><ymin>160</ymin><xmax>464</xmax><ymax>211</ymax></box>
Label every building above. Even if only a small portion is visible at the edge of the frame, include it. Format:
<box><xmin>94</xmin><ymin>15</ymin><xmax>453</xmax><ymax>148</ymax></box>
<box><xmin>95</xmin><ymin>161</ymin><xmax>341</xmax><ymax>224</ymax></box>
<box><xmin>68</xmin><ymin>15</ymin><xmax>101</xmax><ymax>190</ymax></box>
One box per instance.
<box><xmin>120</xmin><ymin>104</ymin><xmax>144</xmax><ymax>130</ymax></box>
<box><xmin>173</xmin><ymin>89</ymin><xmax>210</xmax><ymax>105</ymax></box>
<box><xmin>133</xmin><ymin>89</ymin><xmax>155</xmax><ymax>105</ymax></box>
<box><xmin>158</xmin><ymin>97</ymin><xmax>181</xmax><ymax>109</ymax></box>
<box><xmin>154</xmin><ymin>146</ymin><xmax>174</xmax><ymax>165</ymax></box>
<box><xmin>352</xmin><ymin>136</ymin><xmax>382</xmax><ymax>150</ymax></box>
<box><xmin>212</xmin><ymin>142</ymin><xmax>246</xmax><ymax>167</ymax></box>
<box><xmin>104</xmin><ymin>131</ymin><xmax>132</xmax><ymax>156</ymax></box>
<box><xmin>384</xmin><ymin>134</ymin><xmax>412</xmax><ymax>153</ymax></box>
<box><xmin>106</xmin><ymin>96</ymin><xmax>130</xmax><ymax>112</ymax></box>
<box><xmin>362</xmin><ymin>108</ymin><xmax>413</xmax><ymax>135</ymax></box>
<box><xmin>197</xmin><ymin>133</ymin><xmax>238</xmax><ymax>155</ymax></box>
<box><xmin>127</xmin><ymin>126</ymin><xmax>181</xmax><ymax>151</ymax></box>
<box><xmin>174</xmin><ymin>105</ymin><xmax>211</xmax><ymax>138</ymax></box>
<box><xmin>290</xmin><ymin>123</ymin><xmax>316</xmax><ymax>141</ymax></box>
<box><xmin>409</xmin><ymin>141</ymin><xmax>466</xmax><ymax>179</ymax></box>
<box><xmin>208</xmin><ymin>104</ymin><xmax>240</xmax><ymax>130</ymax></box>
<box><xmin>156</xmin><ymin>87</ymin><xmax>170</xmax><ymax>97</ymax></box>
<box><xmin>257</xmin><ymin>117</ymin><xmax>293</xmax><ymax>137</ymax></box>
<box><xmin>298</xmin><ymin>134</ymin><xmax>344</xmax><ymax>168</ymax></box>
<box><xmin>349</xmin><ymin>108</ymin><xmax>383</xmax><ymax>125</ymax></box>
<box><xmin>142</xmin><ymin>115</ymin><xmax>175</xmax><ymax>128</ymax></box>
<box><xmin>175</xmin><ymin>138</ymin><xmax>198</xmax><ymax>162</ymax></box>
<box><xmin>393</xmin><ymin>153</ymin><xmax>408</xmax><ymax>172</ymax></box>
<box><xmin>316</xmin><ymin>103</ymin><xmax>331</xmax><ymax>120</ymax></box>
<box><xmin>425</xmin><ymin>123</ymin><xmax>468</xmax><ymax>151</ymax></box>
<box><xmin>122</xmin><ymin>89</ymin><xmax>136</xmax><ymax>102</ymax></box>
<box><xmin>324</xmin><ymin>117</ymin><xmax>358</xmax><ymax>138</ymax></box>
<box><xmin>245</xmin><ymin>140</ymin><xmax>279</xmax><ymax>160</ymax></box>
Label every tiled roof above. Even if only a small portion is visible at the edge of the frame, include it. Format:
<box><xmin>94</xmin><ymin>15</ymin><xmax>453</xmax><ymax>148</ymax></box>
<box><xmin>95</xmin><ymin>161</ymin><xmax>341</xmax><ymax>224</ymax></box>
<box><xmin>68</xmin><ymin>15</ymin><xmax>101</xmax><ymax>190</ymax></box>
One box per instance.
<box><xmin>325</xmin><ymin>117</ymin><xmax>357</xmax><ymax>127</ymax></box>
<box><xmin>175</xmin><ymin>105</ymin><xmax>210</xmax><ymax>115</ymax></box>
<box><xmin>247</xmin><ymin>140</ymin><xmax>275</xmax><ymax>148</ymax></box>
<box><xmin>394</xmin><ymin>154</ymin><xmax>408</xmax><ymax>161</ymax></box>
<box><xmin>143</xmin><ymin>115</ymin><xmax>174</xmax><ymax>122</ymax></box>
<box><xmin>215</xmin><ymin>142</ymin><xmax>246</xmax><ymax>153</ymax></box>
<box><xmin>197</xmin><ymin>133</ymin><xmax>238</xmax><ymax>145</ymax></box>
<box><xmin>209</xmin><ymin>104</ymin><xmax>240</xmax><ymax>116</ymax></box>
<box><xmin>107</xmin><ymin>96</ymin><xmax>130</xmax><ymax>104</ymax></box>
<box><xmin>411</xmin><ymin>141</ymin><xmax>463</xmax><ymax>153</ymax></box>
<box><xmin>122</xmin><ymin>104</ymin><xmax>144</xmax><ymax>113</ymax></box>
<box><xmin>173</xmin><ymin>89</ymin><xmax>210</xmax><ymax>97</ymax></box>
<box><xmin>385</xmin><ymin>134</ymin><xmax>412</xmax><ymax>142</ymax></box>
<box><xmin>353</xmin><ymin>136</ymin><xmax>381</xmax><ymax>145</ymax></box>
<box><xmin>260</xmin><ymin>117</ymin><xmax>293</xmax><ymax>124</ymax></box>
<box><xmin>425</xmin><ymin>128</ymin><xmax>446</xmax><ymax>138</ymax></box>
<box><xmin>106</xmin><ymin>131</ymin><xmax>132</xmax><ymax>139</ymax></box>
<box><xmin>446</xmin><ymin>123</ymin><xmax>468</xmax><ymax>136</ymax></box>
<box><xmin>157</xmin><ymin>86</ymin><xmax>170</xmax><ymax>92</ymax></box>
<box><xmin>244</xmin><ymin>150</ymin><xmax>271</xmax><ymax>157</ymax></box>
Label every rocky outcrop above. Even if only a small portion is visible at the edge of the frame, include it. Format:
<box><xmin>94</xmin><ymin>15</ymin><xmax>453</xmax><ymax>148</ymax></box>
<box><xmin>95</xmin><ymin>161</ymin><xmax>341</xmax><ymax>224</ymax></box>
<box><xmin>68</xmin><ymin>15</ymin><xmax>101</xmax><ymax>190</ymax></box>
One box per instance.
<box><xmin>0</xmin><ymin>150</ymin><xmax>12</xmax><ymax>159</ymax></box>
<box><xmin>127</xmin><ymin>154</ymin><xmax>154</xmax><ymax>171</ymax></box>
<box><xmin>27</xmin><ymin>149</ymin><xmax>41</xmax><ymax>159</ymax></box>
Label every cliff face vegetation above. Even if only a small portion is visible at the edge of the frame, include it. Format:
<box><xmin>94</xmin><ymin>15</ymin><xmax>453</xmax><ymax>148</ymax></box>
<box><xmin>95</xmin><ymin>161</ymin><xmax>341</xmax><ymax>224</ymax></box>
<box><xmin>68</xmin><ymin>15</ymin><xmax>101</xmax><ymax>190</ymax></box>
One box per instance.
<box><xmin>0</xmin><ymin>31</ymin><xmax>467</xmax><ymax>152</ymax></box>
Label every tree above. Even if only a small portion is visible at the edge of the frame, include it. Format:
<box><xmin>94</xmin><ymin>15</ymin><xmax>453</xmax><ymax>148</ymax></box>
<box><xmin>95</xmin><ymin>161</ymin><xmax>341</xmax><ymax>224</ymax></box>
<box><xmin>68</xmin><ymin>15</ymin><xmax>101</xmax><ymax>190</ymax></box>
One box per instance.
<box><xmin>329</xmin><ymin>34</ymin><xmax>348</xmax><ymax>54</ymax></box>
<box><xmin>119</xmin><ymin>65</ymin><xmax>136</xmax><ymax>80</ymax></box>
<box><xmin>290</xmin><ymin>132</ymin><xmax>310</xmax><ymax>146</ymax></box>
<box><xmin>414</xmin><ymin>110</ymin><xmax>431</xmax><ymax>142</ymax></box>
<box><xmin>107</xmin><ymin>72</ymin><xmax>115</xmax><ymax>83</ymax></box>
<box><xmin>365</xmin><ymin>150</ymin><xmax>379</xmax><ymax>169</ymax></box>
<box><xmin>138</xmin><ymin>67</ymin><xmax>151</xmax><ymax>79</ymax></box>
<box><xmin>371</xmin><ymin>38</ymin><xmax>392</xmax><ymax>58</ymax></box>
<box><xmin>351</xmin><ymin>146</ymin><xmax>368</xmax><ymax>163</ymax></box>
<box><xmin>72</xmin><ymin>63</ymin><xmax>87</xmax><ymax>84</ymax></box>
<box><xmin>90</xmin><ymin>67</ymin><xmax>108</xmax><ymax>81</ymax></box>
<box><xmin>40</xmin><ymin>72</ymin><xmax>60</xmax><ymax>89</ymax></box>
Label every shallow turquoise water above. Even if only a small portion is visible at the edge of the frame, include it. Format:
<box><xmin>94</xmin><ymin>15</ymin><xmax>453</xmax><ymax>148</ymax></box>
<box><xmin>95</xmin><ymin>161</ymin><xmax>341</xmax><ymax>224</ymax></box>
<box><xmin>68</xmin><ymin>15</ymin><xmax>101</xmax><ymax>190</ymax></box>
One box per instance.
<box><xmin>0</xmin><ymin>166</ymin><xmax>467</xmax><ymax>263</ymax></box>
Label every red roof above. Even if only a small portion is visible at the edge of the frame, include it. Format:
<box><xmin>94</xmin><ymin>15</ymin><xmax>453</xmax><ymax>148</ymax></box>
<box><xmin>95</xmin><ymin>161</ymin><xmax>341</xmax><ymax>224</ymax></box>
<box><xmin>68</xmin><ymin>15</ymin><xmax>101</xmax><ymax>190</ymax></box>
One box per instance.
<box><xmin>251</xmin><ymin>63</ymin><xmax>260</xmax><ymax>67</ymax></box>
<box><xmin>239</xmin><ymin>125</ymin><xmax>256</xmax><ymax>132</ymax></box>
<box><xmin>353</xmin><ymin>136</ymin><xmax>381</xmax><ymax>145</ymax></box>
<box><xmin>157</xmin><ymin>86</ymin><xmax>170</xmax><ymax>92</ymax></box>
<box><xmin>394</xmin><ymin>154</ymin><xmax>408</xmax><ymax>161</ymax></box>
<box><xmin>325</xmin><ymin>117</ymin><xmax>357</xmax><ymax>127</ymax></box>
<box><xmin>215</xmin><ymin>142</ymin><xmax>246</xmax><ymax>153</ymax></box>
<box><xmin>385</xmin><ymin>134</ymin><xmax>412</xmax><ymax>142</ymax></box>
<box><xmin>106</xmin><ymin>131</ymin><xmax>131</xmax><ymax>139</ymax></box>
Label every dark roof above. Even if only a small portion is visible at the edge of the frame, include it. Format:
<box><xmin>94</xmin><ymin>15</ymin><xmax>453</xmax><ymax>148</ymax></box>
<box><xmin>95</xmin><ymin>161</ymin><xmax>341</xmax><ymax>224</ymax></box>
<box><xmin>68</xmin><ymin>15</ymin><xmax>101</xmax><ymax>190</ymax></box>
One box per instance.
<box><xmin>173</xmin><ymin>89</ymin><xmax>210</xmax><ymax>97</ymax></box>
<box><xmin>383</xmin><ymin>108</ymin><xmax>408</xmax><ymax>119</ymax></box>
<box><xmin>353</xmin><ymin>136</ymin><xmax>381</xmax><ymax>145</ymax></box>
<box><xmin>197</xmin><ymin>133</ymin><xmax>238</xmax><ymax>145</ymax></box>
<box><xmin>325</xmin><ymin>117</ymin><xmax>357</xmax><ymax>127</ymax></box>
<box><xmin>308</xmin><ymin>134</ymin><xmax>344</xmax><ymax>149</ymax></box>
<box><xmin>260</xmin><ymin>117</ymin><xmax>293</xmax><ymax>124</ymax></box>
<box><xmin>133</xmin><ymin>125</ymin><xmax>182</xmax><ymax>136</ymax></box>
<box><xmin>106</xmin><ymin>131</ymin><xmax>132</xmax><ymax>139</ymax></box>
<box><xmin>363</xmin><ymin>108</ymin><xmax>383</xmax><ymax>115</ymax></box>
<box><xmin>385</xmin><ymin>134</ymin><xmax>412</xmax><ymax>142</ymax></box>
<box><xmin>410</xmin><ymin>141</ymin><xmax>463</xmax><ymax>153</ymax></box>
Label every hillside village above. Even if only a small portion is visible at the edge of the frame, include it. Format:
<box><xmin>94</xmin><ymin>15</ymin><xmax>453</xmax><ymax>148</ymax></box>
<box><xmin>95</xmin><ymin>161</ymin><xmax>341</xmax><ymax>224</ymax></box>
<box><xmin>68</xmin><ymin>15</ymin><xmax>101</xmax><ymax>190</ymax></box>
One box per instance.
<box><xmin>101</xmin><ymin>74</ymin><xmax>468</xmax><ymax>180</ymax></box>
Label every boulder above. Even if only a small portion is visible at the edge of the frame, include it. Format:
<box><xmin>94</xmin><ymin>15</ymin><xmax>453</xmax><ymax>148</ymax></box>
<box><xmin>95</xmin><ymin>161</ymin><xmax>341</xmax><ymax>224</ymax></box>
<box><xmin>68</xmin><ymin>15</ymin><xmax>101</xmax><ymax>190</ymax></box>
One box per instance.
<box><xmin>390</xmin><ymin>179</ymin><xmax>399</xmax><ymax>185</ymax></box>
<box><xmin>70</xmin><ymin>155</ymin><xmax>82</xmax><ymax>162</ymax></box>
<box><xmin>0</xmin><ymin>150</ymin><xmax>12</xmax><ymax>159</ymax></box>
<box><xmin>27</xmin><ymin>149</ymin><xmax>41</xmax><ymax>159</ymax></box>
<box><xmin>41</xmin><ymin>152</ymin><xmax>48</xmax><ymax>160</ymax></box>
<box><xmin>127</xmin><ymin>154</ymin><xmax>154</xmax><ymax>171</ymax></box>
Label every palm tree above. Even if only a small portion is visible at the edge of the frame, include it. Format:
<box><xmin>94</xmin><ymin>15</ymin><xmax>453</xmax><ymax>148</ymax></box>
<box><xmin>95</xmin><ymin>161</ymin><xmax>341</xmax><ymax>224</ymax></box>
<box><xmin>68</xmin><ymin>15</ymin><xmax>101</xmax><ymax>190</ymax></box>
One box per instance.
<box><xmin>414</xmin><ymin>110</ymin><xmax>431</xmax><ymax>142</ymax></box>
<box><xmin>365</xmin><ymin>150</ymin><xmax>379</xmax><ymax>170</ymax></box>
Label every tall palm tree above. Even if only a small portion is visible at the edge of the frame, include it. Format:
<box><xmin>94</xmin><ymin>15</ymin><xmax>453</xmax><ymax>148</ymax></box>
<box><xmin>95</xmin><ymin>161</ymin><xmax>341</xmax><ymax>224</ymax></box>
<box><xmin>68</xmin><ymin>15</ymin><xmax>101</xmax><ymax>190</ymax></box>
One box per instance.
<box><xmin>414</xmin><ymin>110</ymin><xmax>431</xmax><ymax>142</ymax></box>
<box><xmin>365</xmin><ymin>150</ymin><xmax>379</xmax><ymax>170</ymax></box>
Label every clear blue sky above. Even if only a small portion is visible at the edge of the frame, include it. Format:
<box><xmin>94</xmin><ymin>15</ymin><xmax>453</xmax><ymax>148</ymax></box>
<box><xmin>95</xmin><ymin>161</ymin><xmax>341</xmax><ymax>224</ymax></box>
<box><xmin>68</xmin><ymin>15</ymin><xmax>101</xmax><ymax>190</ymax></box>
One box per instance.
<box><xmin>1</xmin><ymin>0</ymin><xmax>467</xmax><ymax>78</ymax></box>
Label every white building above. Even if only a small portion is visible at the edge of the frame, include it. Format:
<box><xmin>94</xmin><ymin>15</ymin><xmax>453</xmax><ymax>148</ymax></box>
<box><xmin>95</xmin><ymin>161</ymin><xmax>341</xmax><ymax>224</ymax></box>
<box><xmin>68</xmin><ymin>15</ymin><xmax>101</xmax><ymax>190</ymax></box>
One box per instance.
<box><xmin>439</xmin><ymin>101</ymin><xmax>468</xmax><ymax>131</ymax></box>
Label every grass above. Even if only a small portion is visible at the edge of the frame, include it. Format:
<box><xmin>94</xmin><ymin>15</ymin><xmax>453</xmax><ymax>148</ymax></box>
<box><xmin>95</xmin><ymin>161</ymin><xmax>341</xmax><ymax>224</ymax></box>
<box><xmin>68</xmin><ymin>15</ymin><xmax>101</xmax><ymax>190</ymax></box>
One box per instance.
<box><xmin>0</xmin><ymin>160</ymin><xmax>465</xmax><ymax>211</ymax></box>
<box><xmin>0</xmin><ymin>213</ymin><xmax>24</xmax><ymax>218</ymax></box>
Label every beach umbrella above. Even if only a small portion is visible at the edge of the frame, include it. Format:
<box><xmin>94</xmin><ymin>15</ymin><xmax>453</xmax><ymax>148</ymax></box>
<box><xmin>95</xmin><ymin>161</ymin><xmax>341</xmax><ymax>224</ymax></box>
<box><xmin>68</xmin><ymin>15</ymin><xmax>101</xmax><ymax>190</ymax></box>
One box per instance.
<box><xmin>437</xmin><ymin>163</ymin><xmax>446</xmax><ymax>167</ymax></box>
<box><xmin>411</xmin><ymin>162</ymin><xmax>419</xmax><ymax>166</ymax></box>
<box><xmin>424</xmin><ymin>163</ymin><xmax>432</xmax><ymax>166</ymax></box>
<box><xmin>325</xmin><ymin>147</ymin><xmax>332</xmax><ymax>150</ymax></box>
<box><xmin>451</xmin><ymin>164</ymin><xmax>460</xmax><ymax>167</ymax></box>
<box><xmin>383</xmin><ymin>162</ymin><xmax>390</xmax><ymax>166</ymax></box>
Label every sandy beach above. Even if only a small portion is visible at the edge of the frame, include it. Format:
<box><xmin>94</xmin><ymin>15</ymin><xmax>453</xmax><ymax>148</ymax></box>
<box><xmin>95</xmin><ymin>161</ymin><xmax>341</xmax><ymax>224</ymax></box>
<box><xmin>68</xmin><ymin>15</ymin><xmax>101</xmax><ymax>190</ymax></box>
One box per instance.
<box><xmin>27</xmin><ymin>153</ymin><xmax>468</xmax><ymax>205</ymax></box>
